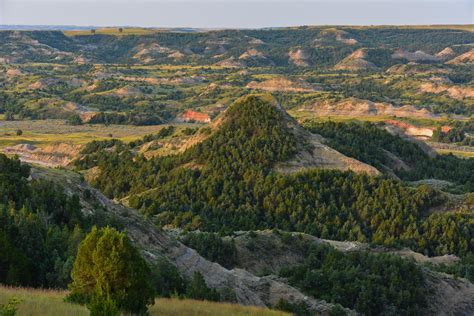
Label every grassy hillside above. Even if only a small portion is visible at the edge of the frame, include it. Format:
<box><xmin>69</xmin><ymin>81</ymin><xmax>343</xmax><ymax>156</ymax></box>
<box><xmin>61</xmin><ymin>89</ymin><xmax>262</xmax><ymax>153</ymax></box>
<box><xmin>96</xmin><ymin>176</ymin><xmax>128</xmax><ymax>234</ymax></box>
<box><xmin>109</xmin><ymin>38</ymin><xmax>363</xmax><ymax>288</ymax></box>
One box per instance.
<box><xmin>0</xmin><ymin>286</ymin><xmax>288</xmax><ymax>316</ymax></box>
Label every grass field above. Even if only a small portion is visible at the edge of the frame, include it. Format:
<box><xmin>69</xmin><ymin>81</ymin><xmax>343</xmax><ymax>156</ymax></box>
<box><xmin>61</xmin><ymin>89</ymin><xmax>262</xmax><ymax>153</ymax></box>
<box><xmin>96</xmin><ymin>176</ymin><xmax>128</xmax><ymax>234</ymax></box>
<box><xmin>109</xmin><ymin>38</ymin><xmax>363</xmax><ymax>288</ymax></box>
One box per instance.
<box><xmin>0</xmin><ymin>120</ymin><xmax>198</xmax><ymax>149</ymax></box>
<box><xmin>64</xmin><ymin>27</ymin><xmax>162</xmax><ymax>36</ymax></box>
<box><xmin>63</xmin><ymin>25</ymin><xmax>474</xmax><ymax>36</ymax></box>
<box><xmin>0</xmin><ymin>286</ymin><xmax>289</xmax><ymax>316</ymax></box>
<box><xmin>288</xmin><ymin>110</ymin><xmax>391</xmax><ymax>123</ymax></box>
<box><xmin>434</xmin><ymin>148</ymin><xmax>474</xmax><ymax>158</ymax></box>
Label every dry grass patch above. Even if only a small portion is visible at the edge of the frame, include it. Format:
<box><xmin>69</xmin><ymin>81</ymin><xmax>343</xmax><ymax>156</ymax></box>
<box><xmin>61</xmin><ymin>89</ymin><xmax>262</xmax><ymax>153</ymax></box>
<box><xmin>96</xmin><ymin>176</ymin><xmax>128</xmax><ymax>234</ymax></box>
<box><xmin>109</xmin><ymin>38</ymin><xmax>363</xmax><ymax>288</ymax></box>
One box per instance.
<box><xmin>151</xmin><ymin>298</ymin><xmax>290</xmax><ymax>316</ymax></box>
<box><xmin>0</xmin><ymin>286</ymin><xmax>87</xmax><ymax>316</ymax></box>
<box><xmin>0</xmin><ymin>120</ymin><xmax>182</xmax><ymax>148</ymax></box>
<box><xmin>0</xmin><ymin>286</ymin><xmax>289</xmax><ymax>316</ymax></box>
<box><xmin>64</xmin><ymin>27</ymin><xmax>160</xmax><ymax>36</ymax></box>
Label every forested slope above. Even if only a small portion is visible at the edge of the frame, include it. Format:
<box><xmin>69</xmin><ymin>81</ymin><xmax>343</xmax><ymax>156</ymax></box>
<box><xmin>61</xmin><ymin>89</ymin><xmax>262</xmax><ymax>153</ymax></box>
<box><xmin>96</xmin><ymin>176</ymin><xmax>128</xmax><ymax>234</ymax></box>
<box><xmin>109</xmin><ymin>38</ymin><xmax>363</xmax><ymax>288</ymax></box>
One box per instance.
<box><xmin>75</xmin><ymin>95</ymin><xmax>473</xmax><ymax>257</ymax></box>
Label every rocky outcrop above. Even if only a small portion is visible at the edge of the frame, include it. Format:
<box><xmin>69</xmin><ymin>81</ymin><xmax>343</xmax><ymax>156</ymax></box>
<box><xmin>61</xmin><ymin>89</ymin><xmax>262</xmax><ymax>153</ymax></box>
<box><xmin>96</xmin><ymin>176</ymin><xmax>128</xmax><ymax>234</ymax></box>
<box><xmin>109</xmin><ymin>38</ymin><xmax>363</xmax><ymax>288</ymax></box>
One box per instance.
<box><xmin>132</xmin><ymin>42</ymin><xmax>172</xmax><ymax>63</ymax></box>
<box><xmin>424</xmin><ymin>270</ymin><xmax>474</xmax><ymax>315</ymax></box>
<box><xmin>383</xmin><ymin>122</ymin><xmax>438</xmax><ymax>157</ymax></box>
<box><xmin>168</xmin><ymin>51</ymin><xmax>185</xmax><ymax>59</ymax></box>
<box><xmin>108</xmin><ymin>86</ymin><xmax>144</xmax><ymax>97</ymax></box>
<box><xmin>275</xmin><ymin>131</ymin><xmax>381</xmax><ymax>176</ymax></box>
<box><xmin>6</xmin><ymin>68</ymin><xmax>23</xmax><ymax>77</ymax></box>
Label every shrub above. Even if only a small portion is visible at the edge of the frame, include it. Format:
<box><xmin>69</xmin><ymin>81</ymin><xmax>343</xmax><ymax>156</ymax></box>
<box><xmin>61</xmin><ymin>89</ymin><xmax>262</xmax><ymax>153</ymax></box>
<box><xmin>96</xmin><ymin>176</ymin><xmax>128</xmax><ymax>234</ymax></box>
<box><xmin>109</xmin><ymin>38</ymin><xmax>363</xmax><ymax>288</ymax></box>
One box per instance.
<box><xmin>67</xmin><ymin>114</ymin><xmax>83</xmax><ymax>126</ymax></box>
<box><xmin>68</xmin><ymin>226</ymin><xmax>155</xmax><ymax>315</ymax></box>
<box><xmin>0</xmin><ymin>297</ymin><xmax>21</xmax><ymax>316</ymax></box>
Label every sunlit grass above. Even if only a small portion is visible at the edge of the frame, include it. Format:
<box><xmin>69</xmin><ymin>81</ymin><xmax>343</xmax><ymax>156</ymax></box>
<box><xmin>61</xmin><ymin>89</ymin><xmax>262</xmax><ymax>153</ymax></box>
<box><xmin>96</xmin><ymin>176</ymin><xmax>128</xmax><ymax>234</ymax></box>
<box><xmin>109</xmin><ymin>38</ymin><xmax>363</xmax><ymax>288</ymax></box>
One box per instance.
<box><xmin>0</xmin><ymin>286</ymin><xmax>87</xmax><ymax>316</ymax></box>
<box><xmin>64</xmin><ymin>27</ymin><xmax>161</xmax><ymax>36</ymax></box>
<box><xmin>288</xmin><ymin>111</ymin><xmax>390</xmax><ymax>123</ymax></box>
<box><xmin>0</xmin><ymin>286</ymin><xmax>289</xmax><ymax>316</ymax></box>
<box><xmin>435</xmin><ymin>149</ymin><xmax>474</xmax><ymax>158</ymax></box>
<box><xmin>0</xmin><ymin>120</ymin><xmax>196</xmax><ymax>149</ymax></box>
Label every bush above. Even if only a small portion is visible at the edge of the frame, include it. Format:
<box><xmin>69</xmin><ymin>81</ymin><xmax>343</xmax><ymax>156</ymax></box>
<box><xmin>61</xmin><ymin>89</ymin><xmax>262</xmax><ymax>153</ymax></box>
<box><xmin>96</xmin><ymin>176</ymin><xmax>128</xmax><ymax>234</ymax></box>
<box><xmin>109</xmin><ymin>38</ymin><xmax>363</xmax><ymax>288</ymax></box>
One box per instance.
<box><xmin>67</xmin><ymin>114</ymin><xmax>83</xmax><ymax>126</ymax></box>
<box><xmin>0</xmin><ymin>298</ymin><xmax>21</xmax><ymax>316</ymax></box>
<box><xmin>68</xmin><ymin>226</ymin><xmax>155</xmax><ymax>315</ymax></box>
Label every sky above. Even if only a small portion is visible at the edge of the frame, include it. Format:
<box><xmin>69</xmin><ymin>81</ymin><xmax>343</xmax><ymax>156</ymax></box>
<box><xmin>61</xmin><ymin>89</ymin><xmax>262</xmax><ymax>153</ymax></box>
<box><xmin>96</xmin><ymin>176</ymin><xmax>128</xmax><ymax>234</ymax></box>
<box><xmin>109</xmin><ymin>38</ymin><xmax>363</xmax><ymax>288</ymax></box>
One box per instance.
<box><xmin>0</xmin><ymin>0</ymin><xmax>472</xmax><ymax>28</ymax></box>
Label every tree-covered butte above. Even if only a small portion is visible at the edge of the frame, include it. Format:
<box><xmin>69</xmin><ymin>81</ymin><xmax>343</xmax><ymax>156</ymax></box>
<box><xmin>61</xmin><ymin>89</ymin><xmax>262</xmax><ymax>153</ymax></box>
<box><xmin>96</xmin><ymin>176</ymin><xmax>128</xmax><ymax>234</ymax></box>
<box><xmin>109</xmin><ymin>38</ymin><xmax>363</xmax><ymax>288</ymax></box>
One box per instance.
<box><xmin>75</xmin><ymin>96</ymin><xmax>473</xmax><ymax>257</ymax></box>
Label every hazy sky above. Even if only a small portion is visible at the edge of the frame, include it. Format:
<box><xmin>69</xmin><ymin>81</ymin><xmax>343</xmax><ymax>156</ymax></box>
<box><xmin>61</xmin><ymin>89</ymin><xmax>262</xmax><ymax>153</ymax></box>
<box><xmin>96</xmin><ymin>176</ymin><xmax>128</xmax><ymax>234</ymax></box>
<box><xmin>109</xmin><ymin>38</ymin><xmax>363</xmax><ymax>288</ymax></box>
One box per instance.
<box><xmin>0</xmin><ymin>0</ymin><xmax>472</xmax><ymax>28</ymax></box>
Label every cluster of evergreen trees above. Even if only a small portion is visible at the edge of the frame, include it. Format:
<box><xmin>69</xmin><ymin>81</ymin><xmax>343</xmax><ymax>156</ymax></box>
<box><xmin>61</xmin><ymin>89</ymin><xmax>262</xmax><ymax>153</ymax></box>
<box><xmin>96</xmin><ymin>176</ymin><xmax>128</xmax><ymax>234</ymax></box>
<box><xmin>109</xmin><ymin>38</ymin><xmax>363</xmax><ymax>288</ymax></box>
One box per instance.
<box><xmin>75</xmin><ymin>96</ymin><xmax>473</xmax><ymax>257</ymax></box>
<box><xmin>181</xmin><ymin>232</ymin><xmax>237</xmax><ymax>269</ymax></box>
<box><xmin>280</xmin><ymin>243</ymin><xmax>428</xmax><ymax>315</ymax></box>
<box><xmin>0</xmin><ymin>154</ymin><xmax>87</xmax><ymax>288</ymax></box>
<box><xmin>88</xmin><ymin>111</ymin><xmax>164</xmax><ymax>126</ymax></box>
<box><xmin>0</xmin><ymin>154</ymin><xmax>224</xmax><ymax>315</ymax></box>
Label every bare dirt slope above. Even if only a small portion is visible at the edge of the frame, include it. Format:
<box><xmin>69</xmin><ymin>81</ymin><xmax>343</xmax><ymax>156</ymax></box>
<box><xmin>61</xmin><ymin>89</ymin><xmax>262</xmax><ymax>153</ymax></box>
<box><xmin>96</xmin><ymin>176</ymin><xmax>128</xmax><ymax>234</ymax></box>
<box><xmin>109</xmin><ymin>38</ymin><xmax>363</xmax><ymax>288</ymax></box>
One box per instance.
<box><xmin>419</xmin><ymin>82</ymin><xmax>474</xmax><ymax>100</ymax></box>
<box><xmin>299</xmin><ymin>98</ymin><xmax>437</xmax><ymax>119</ymax></box>
<box><xmin>288</xmin><ymin>48</ymin><xmax>310</xmax><ymax>67</ymax></box>
<box><xmin>246</xmin><ymin>77</ymin><xmax>316</xmax><ymax>93</ymax></box>
<box><xmin>274</xmin><ymin>131</ymin><xmax>380</xmax><ymax>176</ymax></box>
<box><xmin>3</xmin><ymin>143</ymin><xmax>81</xmax><ymax>167</ymax></box>
<box><xmin>446</xmin><ymin>48</ymin><xmax>474</xmax><ymax>64</ymax></box>
<box><xmin>267</xmin><ymin>98</ymin><xmax>379</xmax><ymax>176</ymax></box>
<box><xmin>334</xmin><ymin>49</ymin><xmax>377</xmax><ymax>70</ymax></box>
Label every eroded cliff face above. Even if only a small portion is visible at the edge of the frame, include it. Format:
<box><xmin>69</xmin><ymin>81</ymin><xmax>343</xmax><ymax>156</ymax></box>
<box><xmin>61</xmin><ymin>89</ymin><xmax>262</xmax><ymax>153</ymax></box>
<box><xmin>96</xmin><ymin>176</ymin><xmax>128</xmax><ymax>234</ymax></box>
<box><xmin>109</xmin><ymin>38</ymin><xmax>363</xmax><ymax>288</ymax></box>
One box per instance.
<box><xmin>3</xmin><ymin>143</ymin><xmax>81</xmax><ymax>167</ymax></box>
